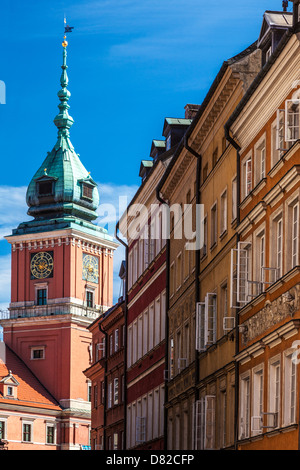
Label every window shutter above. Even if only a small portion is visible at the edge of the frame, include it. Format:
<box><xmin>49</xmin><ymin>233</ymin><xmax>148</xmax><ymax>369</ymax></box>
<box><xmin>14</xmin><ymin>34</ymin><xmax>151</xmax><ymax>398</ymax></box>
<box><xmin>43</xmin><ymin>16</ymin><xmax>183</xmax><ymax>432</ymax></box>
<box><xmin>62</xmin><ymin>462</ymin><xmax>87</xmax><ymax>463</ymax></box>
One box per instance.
<box><xmin>285</xmin><ymin>99</ymin><xmax>300</xmax><ymax>143</ymax></box>
<box><xmin>276</xmin><ymin>109</ymin><xmax>285</xmax><ymax>150</ymax></box>
<box><xmin>194</xmin><ymin>398</ymin><xmax>205</xmax><ymax>450</ymax></box>
<box><xmin>205</xmin><ymin>395</ymin><xmax>216</xmax><ymax>450</ymax></box>
<box><xmin>196</xmin><ymin>302</ymin><xmax>206</xmax><ymax>351</ymax></box>
<box><xmin>237</xmin><ymin>241</ymin><xmax>251</xmax><ymax>305</ymax></box>
<box><xmin>204</xmin><ymin>294</ymin><xmax>217</xmax><ymax>347</ymax></box>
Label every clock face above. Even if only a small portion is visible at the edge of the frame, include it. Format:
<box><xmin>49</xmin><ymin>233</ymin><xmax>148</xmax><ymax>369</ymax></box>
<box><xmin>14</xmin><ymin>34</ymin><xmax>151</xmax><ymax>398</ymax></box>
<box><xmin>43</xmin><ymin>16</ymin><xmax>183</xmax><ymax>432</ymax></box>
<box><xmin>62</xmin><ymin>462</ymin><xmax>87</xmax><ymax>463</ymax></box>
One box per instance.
<box><xmin>30</xmin><ymin>251</ymin><xmax>54</xmax><ymax>279</ymax></box>
<box><xmin>82</xmin><ymin>254</ymin><xmax>99</xmax><ymax>283</ymax></box>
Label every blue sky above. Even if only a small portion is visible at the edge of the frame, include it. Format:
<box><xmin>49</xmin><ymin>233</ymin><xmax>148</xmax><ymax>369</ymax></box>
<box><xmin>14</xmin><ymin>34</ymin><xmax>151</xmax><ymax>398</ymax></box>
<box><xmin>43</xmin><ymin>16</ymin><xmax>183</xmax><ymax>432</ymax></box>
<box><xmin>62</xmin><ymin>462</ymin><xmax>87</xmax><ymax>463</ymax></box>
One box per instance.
<box><xmin>0</xmin><ymin>0</ymin><xmax>291</xmax><ymax>313</ymax></box>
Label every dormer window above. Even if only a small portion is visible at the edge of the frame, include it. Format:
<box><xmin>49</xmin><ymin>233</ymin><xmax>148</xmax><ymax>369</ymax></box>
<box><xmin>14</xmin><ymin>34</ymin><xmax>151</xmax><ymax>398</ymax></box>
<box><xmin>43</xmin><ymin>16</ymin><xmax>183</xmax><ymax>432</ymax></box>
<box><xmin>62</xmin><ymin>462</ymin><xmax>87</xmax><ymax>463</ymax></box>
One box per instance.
<box><xmin>0</xmin><ymin>371</ymin><xmax>19</xmax><ymax>399</ymax></box>
<box><xmin>35</xmin><ymin>175</ymin><xmax>57</xmax><ymax>198</ymax></box>
<box><xmin>38</xmin><ymin>181</ymin><xmax>54</xmax><ymax>196</ymax></box>
<box><xmin>82</xmin><ymin>183</ymin><xmax>94</xmax><ymax>200</ymax></box>
<box><xmin>79</xmin><ymin>177</ymin><xmax>97</xmax><ymax>202</ymax></box>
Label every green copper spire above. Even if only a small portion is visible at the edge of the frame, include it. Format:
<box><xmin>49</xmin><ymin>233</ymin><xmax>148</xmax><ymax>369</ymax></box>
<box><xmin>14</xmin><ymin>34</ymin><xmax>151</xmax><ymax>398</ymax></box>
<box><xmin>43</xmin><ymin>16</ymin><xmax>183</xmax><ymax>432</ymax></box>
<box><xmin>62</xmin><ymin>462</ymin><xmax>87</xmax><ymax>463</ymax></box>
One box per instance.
<box><xmin>54</xmin><ymin>46</ymin><xmax>74</xmax><ymax>136</ymax></box>
<box><xmin>24</xmin><ymin>41</ymin><xmax>100</xmax><ymax>227</ymax></box>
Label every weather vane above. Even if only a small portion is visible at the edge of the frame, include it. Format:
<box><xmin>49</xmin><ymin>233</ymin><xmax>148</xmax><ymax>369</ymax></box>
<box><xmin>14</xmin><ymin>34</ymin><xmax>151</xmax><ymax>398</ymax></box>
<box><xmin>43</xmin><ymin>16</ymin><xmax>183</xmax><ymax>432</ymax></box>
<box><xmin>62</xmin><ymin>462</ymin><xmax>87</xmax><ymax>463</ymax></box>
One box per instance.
<box><xmin>62</xmin><ymin>16</ymin><xmax>74</xmax><ymax>48</ymax></box>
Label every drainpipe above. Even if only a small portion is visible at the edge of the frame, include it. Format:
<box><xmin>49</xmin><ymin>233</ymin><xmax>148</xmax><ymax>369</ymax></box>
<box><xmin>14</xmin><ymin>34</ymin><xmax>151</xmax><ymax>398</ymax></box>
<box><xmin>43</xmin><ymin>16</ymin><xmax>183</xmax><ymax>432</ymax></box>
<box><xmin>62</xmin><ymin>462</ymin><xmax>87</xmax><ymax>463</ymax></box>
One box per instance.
<box><xmin>98</xmin><ymin>320</ymin><xmax>108</xmax><ymax>450</ymax></box>
<box><xmin>183</xmin><ymin>133</ymin><xmax>201</xmax><ymax>405</ymax></box>
<box><xmin>115</xmin><ymin>221</ymin><xmax>128</xmax><ymax>450</ymax></box>
<box><xmin>224</xmin><ymin>123</ymin><xmax>241</xmax><ymax>451</ymax></box>
<box><xmin>155</xmin><ymin>182</ymin><xmax>170</xmax><ymax>451</ymax></box>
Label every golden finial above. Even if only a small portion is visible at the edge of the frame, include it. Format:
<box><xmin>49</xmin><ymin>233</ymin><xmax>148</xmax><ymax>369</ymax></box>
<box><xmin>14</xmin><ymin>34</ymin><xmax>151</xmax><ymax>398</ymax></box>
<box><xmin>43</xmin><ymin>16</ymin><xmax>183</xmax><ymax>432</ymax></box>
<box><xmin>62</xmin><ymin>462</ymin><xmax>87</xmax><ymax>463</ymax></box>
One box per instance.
<box><xmin>44</xmin><ymin>168</ymin><xmax>48</xmax><ymax>175</ymax></box>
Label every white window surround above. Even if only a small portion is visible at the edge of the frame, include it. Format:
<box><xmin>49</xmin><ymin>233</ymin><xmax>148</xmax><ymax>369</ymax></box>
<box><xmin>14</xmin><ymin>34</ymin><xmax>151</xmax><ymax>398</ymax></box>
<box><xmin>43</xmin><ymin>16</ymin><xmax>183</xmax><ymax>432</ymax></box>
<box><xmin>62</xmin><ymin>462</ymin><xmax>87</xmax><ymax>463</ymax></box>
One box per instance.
<box><xmin>30</xmin><ymin>346</ymin><xmax>46</xmax><ymax>360</ymax></box>
<box><xmin>241</xmin><ymin>151</ymin><xmax>252</xmax><ymax>200</ymax></box>
<box><xmin>34</xmin><ymin>282</ymin><xmax>48</xmax><ymax>306</ymax></box>
<box><xmin>251</xmin><ymin>364</ymin><xmax>264</xmax><ymax>436</ymax></box>
<box><xmin>254</xmin><ymin>133</ymin><xmax>266</xmax><ymax>186</ymax></box>
<box><xmin>45</xmin><ymin>421</ymin><xmax>57</xmax><ymax>445</ymax></box>
<box><xmin>268</xmin><ymin>355</ymin><xmax>281</xmax><ymax>429</ymax></box>
<box><xmin>0</xmin><ymin>416</ymin><xmax>8</xmax><ymax>440</ymax></box>
<box><xmin>21</xmin><ymin>419</ymin><xmax>34</xmax><ymax>443</ymax></box>
<box><xmin>239</xmin><ymin>372</ymin><xmax>251</xmax><ymax>439</ymax></box>
<box><xmin>285</xmin><ymin>192</ymin><xmax>300</xmax><ymax>272</ymax></box>
<box><xmin>283</xmin><ymin>349</ymin><xmax>297</xmax><ymax>427</ymax></box>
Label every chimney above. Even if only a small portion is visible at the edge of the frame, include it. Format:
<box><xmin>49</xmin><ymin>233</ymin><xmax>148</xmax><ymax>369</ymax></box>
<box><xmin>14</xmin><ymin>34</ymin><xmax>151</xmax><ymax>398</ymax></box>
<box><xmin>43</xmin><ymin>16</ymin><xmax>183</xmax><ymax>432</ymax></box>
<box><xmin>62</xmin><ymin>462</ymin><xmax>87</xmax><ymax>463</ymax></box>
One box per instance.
<box><xmin>0</xmin><ymin>342</ymin><xmax>6</xmax><ymax>365</ymax></box>
<box><xmin>184</xmin><ymin>104</ymin><xmax>201</xmax><ymax>120</ymax></box>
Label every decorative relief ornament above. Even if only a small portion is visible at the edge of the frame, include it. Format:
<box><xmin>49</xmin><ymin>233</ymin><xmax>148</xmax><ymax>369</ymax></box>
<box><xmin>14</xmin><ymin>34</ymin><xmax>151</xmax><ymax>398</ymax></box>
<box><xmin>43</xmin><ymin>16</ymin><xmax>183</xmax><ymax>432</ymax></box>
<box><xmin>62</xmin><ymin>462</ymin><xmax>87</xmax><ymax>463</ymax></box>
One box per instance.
<box><xmin>30</xmin><ymin>251</ymin><xmax>54</xmax><ymax>279</ymax></box>
<box><xmin>82</xmin><ymin>253</ymin><xmax>99</xmax><ymax>284</ymax></box>
<box><xmin>241</xmin><ymin>286</ymin><xmax>300</xmax><ymax>345</ymax></box>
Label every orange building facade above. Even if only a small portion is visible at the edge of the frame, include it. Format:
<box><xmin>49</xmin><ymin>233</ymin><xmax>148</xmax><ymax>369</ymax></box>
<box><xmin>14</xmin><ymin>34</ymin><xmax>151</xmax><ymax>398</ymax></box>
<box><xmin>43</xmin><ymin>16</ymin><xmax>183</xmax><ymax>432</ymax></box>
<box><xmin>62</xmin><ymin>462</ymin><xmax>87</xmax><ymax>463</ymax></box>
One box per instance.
<box><xmin>225</xmin><ymin>3</ymin><xmax>300</xmax><ymax>450</ymax></box>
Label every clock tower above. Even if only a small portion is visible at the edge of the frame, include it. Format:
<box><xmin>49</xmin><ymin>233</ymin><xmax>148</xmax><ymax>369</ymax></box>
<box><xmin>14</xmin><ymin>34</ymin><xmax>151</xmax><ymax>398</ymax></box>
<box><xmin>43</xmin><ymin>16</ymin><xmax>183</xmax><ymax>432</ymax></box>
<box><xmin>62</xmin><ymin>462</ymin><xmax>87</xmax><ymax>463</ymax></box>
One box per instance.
<box><xmin>0</xmin><ymin>40</ymin><xmax>118</xmax><ymax>449</ymax></box>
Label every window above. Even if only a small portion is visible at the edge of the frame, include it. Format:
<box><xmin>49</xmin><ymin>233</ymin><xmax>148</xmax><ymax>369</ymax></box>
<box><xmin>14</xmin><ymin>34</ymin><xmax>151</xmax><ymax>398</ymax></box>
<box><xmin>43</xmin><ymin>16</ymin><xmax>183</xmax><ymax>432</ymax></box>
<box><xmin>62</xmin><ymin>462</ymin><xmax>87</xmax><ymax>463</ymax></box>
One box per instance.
<box><xmin>292</xmin><ymin>202</ymin><xmax>299</xmax><ymax>268</ymax></box>
<box><xmin>242</xmin><ymin>154</ymin><xmax>252</xmax><ymax>199</ymax></box>
<box><xmin>285</xmin><ymin>99</ymin><xmax>300</xmax><ymax>143</ymax></box>
<box><xmin>203</xmin><ymin>163</ymin><xmax>208</xmax><ymax>182</ymax></box>
<box><xmin>108</xmin><ymin>382</ymin><xmax>112</xmax><ymax>409</ymax></box>
<box><xmin>115</xmin><ymin>329</ymin><xmax>119</xmax><ymax>353</ymax></box>
<box><xmin>114</xmin><ymin>378</ymin><xmax>119</xmax><ymax>405</ymax></box>
<box><xmin>268</xmin><ymin>357</ymin><xmax>281</xmax><ymax>429</ymax></box>
<box><xmin>252</xmin><ymin>366</ymin><xmax>264</xmax><ymax>436</ymax></box>
<box><xmin>23</xmin><ymin>423</ymin><xmax>32</xmax><ymax>442</ymax></box>
<box><xmin>220</xmin><ymin>189</ymin><xmax>227</xmax><ymax>235</ymax></box>
<box><xmin>38</xmin><ymin>180</ymin><xmax>54</xmax><ymax>197</ymax></box>
<box><xmin>0</xmin><ymin>420</ymin><xmax>5</xmax><ymax>440</ymax></box>
<box><xmin>201</xmin><ymin>215</ymin><xmax>207</xmax><ymax>258</ymax></box>
<box><xmin>113</xmin><ymin>433</ymin><xmax>118</xmax><ymax>450</ymax></box>
<box><xmin>254</xmin><ymin>138</ymin><xmax>266</xmax><ymax>185</ymax></box>
<box><xmin>212</xmin><ymin>148</ymin><xmax>218</xmax><ymax>167</ymax></box>
<box><xmin>82</xmin><ymin>183</ymin><xmax>93</xmax><ymax>200</ymax></box>
<box><xmin>94</xmin><ymin>384</ymin><xmax>98</xmax><ymax>408</ymax></box>
<box><xmin>46</xmin><ymin>425</ymin><xmax>55</xmax><ymax>444</ymax></box>
<box><xmin>86</xmin><ymin>291</ymin><xmax>94</xmax><ymax>308</ymax></box>
<box><xmin>170</xmin><ymin>263</ymin><xmax>175</xmax><ymax>296</ymax></box>
<box><xmin>265</xmin><ymin>46</ymin><xmax>272</xmax><ymax>62</ymax></box>
<box><xmin>283</xmin><ymin>351</ymin><xmax>297</xmax><ymax>426</ymax></box>
<box><xmin>194</xmin><ymin>396</ymin><xmax>216</xmax><ymax>450</ymax></box>
<box><xmin>37</xmin><ymin>288</ymin><xmax>47</xmax><ymax>306</ymax></box>
<box><xmin>210</xmin><ymin>203</ymin><xmax>217</xmax><ymax>248</ymax></box>
<box><xmin>176</xmin><ymin>253</ymin><xmax>182</xmax><ymax>290</ymax></box>
<box><xmin>232</xmin><ymin>176</ymin><xmax>237</xmax><ymax>221</ymax></box>
<box><xmin>271</xmin><ymin>119</ymin><xmax>281</xmax><ymax>166</ymax></box>
<box><xmin>276</xmin><ymin>217</ymin><xmax>283</xmax><ymax>279</ymax></box>
<box><xmin>240</xmin><ymin>374</ymin><xmax>250</xmax><ymax>439</ymax></box>
<box><xmin>7</xmin><ymin>386</ymin><xmax>13</xmax><ymax>396</ymax></box>
<box><xmin>196</xmin><ymin>293</ymin><xmax>217</xmax><ymax>350</ymax></box>
<box><xmin>31</xmin><ymin>347</ymin><xmax>45</xmax><ymax>360</ymax></box>
<box><xmin>255</xmin><ymin>230</ymin><xmax>265</xmax><ymax>285</ymax></box>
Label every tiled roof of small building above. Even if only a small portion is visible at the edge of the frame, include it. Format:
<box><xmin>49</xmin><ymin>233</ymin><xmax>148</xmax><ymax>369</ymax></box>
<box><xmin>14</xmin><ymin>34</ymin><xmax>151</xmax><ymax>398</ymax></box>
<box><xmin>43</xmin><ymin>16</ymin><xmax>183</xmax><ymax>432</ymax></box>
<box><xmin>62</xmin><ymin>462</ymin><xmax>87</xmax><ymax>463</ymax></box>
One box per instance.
<box><xmin>0</xmin><ymin>346</ymin><xmax>61</xmax><ymax>411</ymax></box>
